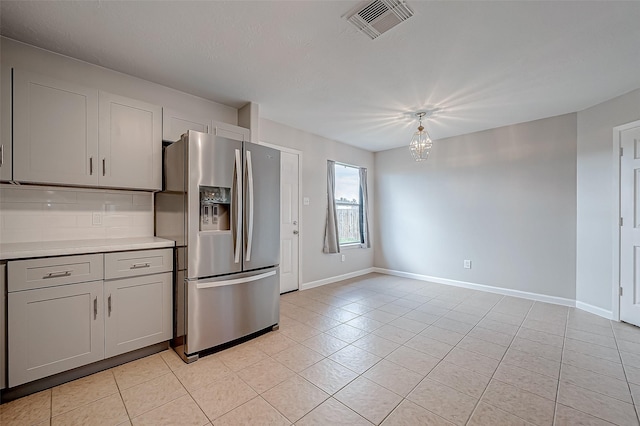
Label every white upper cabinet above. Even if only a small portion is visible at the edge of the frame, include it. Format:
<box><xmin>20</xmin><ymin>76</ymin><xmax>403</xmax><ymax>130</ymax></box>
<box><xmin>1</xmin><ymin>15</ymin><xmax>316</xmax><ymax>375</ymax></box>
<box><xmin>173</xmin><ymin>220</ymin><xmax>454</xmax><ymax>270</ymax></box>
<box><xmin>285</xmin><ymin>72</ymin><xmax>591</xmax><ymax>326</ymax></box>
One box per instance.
<box><xmin>213</xmin><ymin>121</ymin><xmax>250</xmax><ymax>142</ymax></box>
<box><xmin>11</xmin><ymin>69</ymin><xmax>162</xmax><ymax>191</ymax></box>
<box><xmin>1</xmin><ymin>66</ymin><xmax>13</xmax><ymax>182</ymax></box>
<box><xmin>163</xmin><ymin>112</ymin><xmax>250</xmax><ymax>145</ymax></box>
<box><xmin>13</xmin><ymin>69</ymin><xmax>99</xmax><ymax>186</ymax></box>
<box><xmin>163</xmin><ymin>108</ymin><xmax>210</xmax><ymax>143</ymax></box>
<box><xmin>99</xmin><ymin>92</ymin><xmax>162</xmax><ymax>190</ymax></box>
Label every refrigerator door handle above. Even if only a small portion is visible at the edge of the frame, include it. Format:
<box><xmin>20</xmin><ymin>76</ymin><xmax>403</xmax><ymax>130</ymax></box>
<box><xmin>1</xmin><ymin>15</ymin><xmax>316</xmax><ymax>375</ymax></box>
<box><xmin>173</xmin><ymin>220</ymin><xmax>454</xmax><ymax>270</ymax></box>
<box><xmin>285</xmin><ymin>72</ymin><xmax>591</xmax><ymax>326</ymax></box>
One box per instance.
<box><xmin>195</xmin><ymin>270</ymin><xmax>276</xmax><ymax>289</ymax></box>
<box><xmin>233</xmin><ymin>148</ymin><xmax>242</xmax><ymax>264</ymax></box>
<box><xmin>246</xmin><ymin>150</ymin><xmax>255</xmax><ymax>262</ymax></box>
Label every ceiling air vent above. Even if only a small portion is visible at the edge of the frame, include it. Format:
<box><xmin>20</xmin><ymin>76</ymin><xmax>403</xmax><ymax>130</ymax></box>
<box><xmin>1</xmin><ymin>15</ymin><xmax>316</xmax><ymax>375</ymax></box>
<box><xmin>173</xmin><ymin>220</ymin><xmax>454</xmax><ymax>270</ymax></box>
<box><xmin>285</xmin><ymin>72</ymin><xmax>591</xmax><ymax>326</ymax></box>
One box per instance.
<box><xmin>346</xmin><ymin>0</ymin><xmax>414</xmax><ymax>40</ymax></box>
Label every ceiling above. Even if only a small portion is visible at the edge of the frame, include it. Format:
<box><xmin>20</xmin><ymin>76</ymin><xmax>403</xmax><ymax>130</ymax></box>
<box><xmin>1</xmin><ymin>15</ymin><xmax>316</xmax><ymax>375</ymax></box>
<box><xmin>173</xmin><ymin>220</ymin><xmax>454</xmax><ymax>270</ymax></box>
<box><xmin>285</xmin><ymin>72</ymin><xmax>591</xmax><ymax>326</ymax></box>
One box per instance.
<box><xmin>1</xmin><ymin>1</ymin><xmax>639</xmax><ymax>152</ymax></box>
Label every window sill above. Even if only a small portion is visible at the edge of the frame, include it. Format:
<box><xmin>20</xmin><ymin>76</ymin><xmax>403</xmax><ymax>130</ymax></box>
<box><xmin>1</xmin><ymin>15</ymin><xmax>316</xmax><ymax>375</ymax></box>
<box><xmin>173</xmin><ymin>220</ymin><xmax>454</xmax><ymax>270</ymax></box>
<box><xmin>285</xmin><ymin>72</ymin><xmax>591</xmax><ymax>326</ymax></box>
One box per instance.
<box><xmin>339</xmin><ymin>243</ymin><xmax>366</xmax><ymax>251</ymax></box>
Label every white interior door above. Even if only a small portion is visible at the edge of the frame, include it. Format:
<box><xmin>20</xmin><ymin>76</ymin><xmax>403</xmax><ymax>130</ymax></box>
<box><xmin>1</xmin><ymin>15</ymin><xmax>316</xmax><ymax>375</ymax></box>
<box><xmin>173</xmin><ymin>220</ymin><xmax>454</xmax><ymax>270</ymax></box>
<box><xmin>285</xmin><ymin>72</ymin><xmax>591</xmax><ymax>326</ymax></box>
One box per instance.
<box><xmin>620</xmin><ymin>124</ymin><xmax>640</xmax><ymax>325</ymax></box>
<box><xmin>280</xmin><ymin>151</ymin><xmax>299</xmax><ymax>293</ymax></box>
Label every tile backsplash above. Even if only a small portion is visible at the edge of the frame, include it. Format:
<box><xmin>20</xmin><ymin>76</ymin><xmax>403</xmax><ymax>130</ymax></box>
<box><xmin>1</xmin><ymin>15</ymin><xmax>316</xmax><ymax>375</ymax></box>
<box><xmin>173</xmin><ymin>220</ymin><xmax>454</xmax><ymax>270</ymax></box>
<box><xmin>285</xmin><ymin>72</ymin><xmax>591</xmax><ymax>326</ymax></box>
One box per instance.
<box><xmin>0</xmin><ymin>184</ymin><xmax>154</xmax><ymax>244</ymax></box>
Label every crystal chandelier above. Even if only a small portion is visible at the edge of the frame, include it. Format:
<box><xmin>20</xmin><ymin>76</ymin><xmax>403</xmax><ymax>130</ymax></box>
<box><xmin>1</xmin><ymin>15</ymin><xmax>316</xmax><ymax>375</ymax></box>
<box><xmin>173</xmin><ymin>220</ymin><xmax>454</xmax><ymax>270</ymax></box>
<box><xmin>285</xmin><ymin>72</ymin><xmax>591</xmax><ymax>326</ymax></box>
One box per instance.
<box><xmin>409</xmin><ymin>112</ymin><xmax>433</xmax><ymax>162</ymax></box>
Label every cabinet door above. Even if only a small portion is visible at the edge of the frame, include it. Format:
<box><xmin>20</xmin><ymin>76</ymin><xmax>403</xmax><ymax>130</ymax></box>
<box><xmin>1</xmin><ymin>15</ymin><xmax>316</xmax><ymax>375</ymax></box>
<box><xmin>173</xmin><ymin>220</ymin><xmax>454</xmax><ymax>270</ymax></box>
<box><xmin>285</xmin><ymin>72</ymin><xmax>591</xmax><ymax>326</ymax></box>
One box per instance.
<box><xmin>163</xmin><ymin>108</ymin><xmax>210</xmax><ymax>142</ymax></box>
<box><xmin>8</xmin><ymin>281</ymin><xmax>104</xmax><ymax>387</ymax></box>
<box><xmin>98</xmin><ymin>91</ymin><xmax>161</xmax><ymax>190</ymax></box>
<box><xmin>104</xmin><ymin>272</ymin><xmax>172</xmax><ymax>358</ymax></box>
<box><xmin>212</xmin><ymin>121</ymin><xmax>250</xmax><ymax>142</ymax></box>
<box><xmin>13</xmin><ymin>69</ymin><xmax>98</xmax><ymax>186</ymax></box>
<box><xmin>1</xmin><ymin>66</ymin><xmax>12</xmax><ymax>182</ymax></box>
<box><xmin>1</xmin><ymin>263</ymin><xmax>5</xmax><ymax>390</ymax></box>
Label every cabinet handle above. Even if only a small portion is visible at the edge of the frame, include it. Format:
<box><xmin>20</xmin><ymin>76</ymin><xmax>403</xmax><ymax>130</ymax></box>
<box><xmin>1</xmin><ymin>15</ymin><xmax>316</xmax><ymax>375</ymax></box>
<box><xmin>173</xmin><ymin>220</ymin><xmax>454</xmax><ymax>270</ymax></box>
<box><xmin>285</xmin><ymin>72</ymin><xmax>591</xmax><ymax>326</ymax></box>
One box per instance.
<box><xmin>0</xmin><ymin>143</ymin><xmax>3</xmax><ymax>167</ymax></box>
<box><xmin>43</xmin><ymin>270</ymin><xmax>72</xmax><ymax>279</ymax></box>
<box><xmin>102</xmin><ymin>158</ymin><xmax>106</xmax><ymax>176</ymax></box>
<box><xmin>130</xmin><ymin>263</ymin><xmax>151</xmax><ymax>269</ymax></box>
<box><xmin>89</xmin><ymin>157</ymin><xmax>93</xmax><ymax>175</ymax></box>
<box><xmin>108</xmin><ymin>294</ymin><xmax>112</xmax><ymax>317</ymax></box>
<box><xmin>93</xmin><ymin>297</ymin><xmax>97</xmax><ymax>320</ymax></box>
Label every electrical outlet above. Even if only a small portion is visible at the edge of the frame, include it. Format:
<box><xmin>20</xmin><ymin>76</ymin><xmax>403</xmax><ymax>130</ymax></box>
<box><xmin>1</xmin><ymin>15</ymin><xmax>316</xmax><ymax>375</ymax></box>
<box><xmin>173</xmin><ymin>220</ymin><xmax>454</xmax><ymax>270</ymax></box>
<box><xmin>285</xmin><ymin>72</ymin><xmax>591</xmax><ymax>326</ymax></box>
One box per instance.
<box><xmin>92</xmin><ymin>212</ymin><xmax>102</xmax><ymax>226</ymax></box>
<box><xmin>341</xmin><ymin>254</ymin><xmax>346</xmax><ymax>262</ymax></box>
<box><xmin>464</xmin><ymin>259</ymin><xmax>471</xmax><ymax>269</ymax></box>
<box><xmin>303</xmin><ymin>197</ymin><xmax>310</xmax><ymax>206</ymax></box>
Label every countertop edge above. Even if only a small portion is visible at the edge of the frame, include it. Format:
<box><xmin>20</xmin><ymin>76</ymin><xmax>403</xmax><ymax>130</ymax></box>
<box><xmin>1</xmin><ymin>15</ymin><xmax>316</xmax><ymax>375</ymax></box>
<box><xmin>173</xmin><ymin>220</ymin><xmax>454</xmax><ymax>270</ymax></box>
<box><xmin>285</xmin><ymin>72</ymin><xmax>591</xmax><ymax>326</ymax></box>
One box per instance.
<box><xmin>0</xmin><ymin>238</ymin><xmax>176</xmax><ymax>261</ymax></box>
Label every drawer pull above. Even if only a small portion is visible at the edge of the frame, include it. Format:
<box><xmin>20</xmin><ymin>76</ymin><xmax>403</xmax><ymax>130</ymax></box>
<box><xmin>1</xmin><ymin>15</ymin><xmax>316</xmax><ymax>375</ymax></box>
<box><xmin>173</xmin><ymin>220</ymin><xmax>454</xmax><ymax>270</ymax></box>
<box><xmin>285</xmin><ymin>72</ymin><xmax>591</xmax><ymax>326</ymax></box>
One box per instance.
<box><xmin>43</xmin><ymin>270</ymin><xmax>72</xmax><ymax>279</ymax></box>
<box><xmin>130</xmin><ymin>263</ymin><xmax>151</xmax><ymax>269</ymax></box>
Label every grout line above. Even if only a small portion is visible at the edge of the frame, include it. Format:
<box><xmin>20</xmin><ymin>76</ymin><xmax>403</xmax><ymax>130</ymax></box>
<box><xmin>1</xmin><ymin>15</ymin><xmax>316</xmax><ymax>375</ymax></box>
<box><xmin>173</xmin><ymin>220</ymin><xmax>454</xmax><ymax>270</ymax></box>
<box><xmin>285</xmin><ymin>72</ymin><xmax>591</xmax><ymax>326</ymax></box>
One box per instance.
<box><xmin>554</xmin><ymin>310</ymin><xmax>636</xmax><ymax>425</ymax></box>
<box><xmin>611</xmin><ymin>319</ymin><xmax>640</xmax><ymax>424</ymax></box>
<box><xmin>292</xmin><ymin>282</ymin><xmax>568</xmax><ymax>424</ymax></box>
<box><xmin>364</xmin><ymin>292</ymin><xmax>460</xmax><ymax>424</ymax></box>
<box><xmin>551</xmin><ymin>306</ymin><xmax>570</xmax><ymax>426</ymax></box>
<box><xmin>376</xmin><ymin>289</ymin><xmax>511</xmax><ymax>424</ymax></box>
<box><xmin>462</xmin><ymin>298</ymin><xmax>535</xmax><ymax>426</ymax></box>
<box><xmin>290</xmin><ymin>280</ymin><xmax>457</xmax><ymax>424</ymax></box>
<box><xmin>109</xmin><ymin>366</ymin><xmax>132</xmax><ymax>423</ymax></box>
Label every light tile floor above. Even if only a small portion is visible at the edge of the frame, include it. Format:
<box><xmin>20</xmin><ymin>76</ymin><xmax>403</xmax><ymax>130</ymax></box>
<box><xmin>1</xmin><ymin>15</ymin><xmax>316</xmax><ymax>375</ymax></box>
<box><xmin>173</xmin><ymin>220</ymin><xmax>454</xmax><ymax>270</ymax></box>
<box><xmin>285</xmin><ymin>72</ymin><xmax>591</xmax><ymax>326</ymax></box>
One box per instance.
<box><xmin>3</xmin><ymin>273</ymin><xmax>640</xmax><ymax>425</ymax></box>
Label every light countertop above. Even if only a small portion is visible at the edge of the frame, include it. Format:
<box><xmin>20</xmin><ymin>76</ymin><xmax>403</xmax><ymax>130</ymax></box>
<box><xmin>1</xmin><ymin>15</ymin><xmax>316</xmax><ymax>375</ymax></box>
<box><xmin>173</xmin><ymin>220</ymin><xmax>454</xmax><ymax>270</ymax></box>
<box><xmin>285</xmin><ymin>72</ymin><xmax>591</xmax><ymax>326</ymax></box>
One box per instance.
<box><xmin>0</xmin><ymin>237</ymin><xmax>175</xmax><ymax>260</ymax></box>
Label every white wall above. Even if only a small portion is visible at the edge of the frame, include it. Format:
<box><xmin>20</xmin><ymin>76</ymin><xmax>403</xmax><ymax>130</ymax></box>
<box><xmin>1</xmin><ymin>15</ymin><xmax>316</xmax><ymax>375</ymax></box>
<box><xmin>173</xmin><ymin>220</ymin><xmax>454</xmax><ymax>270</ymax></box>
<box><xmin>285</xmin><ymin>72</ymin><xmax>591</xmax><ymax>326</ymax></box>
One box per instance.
<box><xmin>260</xmin><ymin>118</ymin><xmax>375</xmax><ymax>286</ymax></box>
<box><xmin>0</xmin><ymin>184</ymin><xmax>152</xmax><ymax>243</ymax></box>
<box><xmin>576</xmin><ymin>88</ymin><xmax>640</xmax><ymax>313</ymax></box>
<box><xmin>374</xmin><ymin>114</ymin><xmax>577</xmax><ymax>300</ymax></box>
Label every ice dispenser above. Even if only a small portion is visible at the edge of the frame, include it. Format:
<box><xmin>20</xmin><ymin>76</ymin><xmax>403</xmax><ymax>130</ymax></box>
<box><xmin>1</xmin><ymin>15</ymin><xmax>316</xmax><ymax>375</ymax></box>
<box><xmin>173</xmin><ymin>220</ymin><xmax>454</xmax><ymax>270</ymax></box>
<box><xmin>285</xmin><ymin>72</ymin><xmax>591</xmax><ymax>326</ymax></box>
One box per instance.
<box><xmin>200</xmin><ymin>186</ymin><xmax>230</xmax><ymax>231</ymax></box>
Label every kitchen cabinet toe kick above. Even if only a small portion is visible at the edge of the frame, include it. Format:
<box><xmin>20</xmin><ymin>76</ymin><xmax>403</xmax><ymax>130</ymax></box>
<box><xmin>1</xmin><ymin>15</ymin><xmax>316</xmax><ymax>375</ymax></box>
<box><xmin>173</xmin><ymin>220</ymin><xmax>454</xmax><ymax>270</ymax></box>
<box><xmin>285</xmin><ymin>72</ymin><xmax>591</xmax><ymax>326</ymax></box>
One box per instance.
<box><xmin>0</xmin><ymin>341</ymin><xmax>169</xmax><ymax>404</ymax></box>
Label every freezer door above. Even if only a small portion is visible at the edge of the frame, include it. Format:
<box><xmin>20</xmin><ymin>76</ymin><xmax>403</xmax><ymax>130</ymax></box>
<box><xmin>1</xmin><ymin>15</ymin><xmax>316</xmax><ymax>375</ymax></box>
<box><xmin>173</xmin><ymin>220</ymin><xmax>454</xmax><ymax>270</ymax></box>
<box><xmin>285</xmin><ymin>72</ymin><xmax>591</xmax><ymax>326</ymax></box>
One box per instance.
<box><xmin>184</xmin><ymin>268</ymin><xmax>279</xmax><ymax>355</ymax></box>
<box><xmin>187</xmin><ymin>131</ymin><xmax>243</xmax><ymax>278</ymax></box>
<box><xmin>243</xmin><ymin>142</ymin><xmax>281</xmax><ymax>271</ymax></box>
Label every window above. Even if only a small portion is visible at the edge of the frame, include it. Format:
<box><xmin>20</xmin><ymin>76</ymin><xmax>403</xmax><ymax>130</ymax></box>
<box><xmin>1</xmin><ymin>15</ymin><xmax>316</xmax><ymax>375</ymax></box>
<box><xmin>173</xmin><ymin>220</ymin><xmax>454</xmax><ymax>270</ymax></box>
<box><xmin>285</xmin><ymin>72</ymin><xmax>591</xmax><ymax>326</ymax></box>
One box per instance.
<box><xmin>334</xmin><ymin>163</ymin><xmax>362</xmax><ymax>246</ymax></box>
<box><xmin>323</xmin><ymin>160</ymin><xmax>370</xmax><ymax>254</ymax></box>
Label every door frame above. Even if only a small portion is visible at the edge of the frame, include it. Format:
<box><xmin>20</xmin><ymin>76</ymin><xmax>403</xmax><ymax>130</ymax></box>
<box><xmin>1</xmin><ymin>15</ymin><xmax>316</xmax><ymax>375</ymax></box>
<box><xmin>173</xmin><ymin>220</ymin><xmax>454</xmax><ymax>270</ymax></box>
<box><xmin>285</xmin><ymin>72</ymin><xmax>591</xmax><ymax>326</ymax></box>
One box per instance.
<box><xmin>260</xmin><ymin>141</ymin><xmax>303</xmax><ymax>291</ymax></box>
<box><xmin>613</xmin><ymin>119</ymin><xmax>640</xmax><ymax>321</ymax></box>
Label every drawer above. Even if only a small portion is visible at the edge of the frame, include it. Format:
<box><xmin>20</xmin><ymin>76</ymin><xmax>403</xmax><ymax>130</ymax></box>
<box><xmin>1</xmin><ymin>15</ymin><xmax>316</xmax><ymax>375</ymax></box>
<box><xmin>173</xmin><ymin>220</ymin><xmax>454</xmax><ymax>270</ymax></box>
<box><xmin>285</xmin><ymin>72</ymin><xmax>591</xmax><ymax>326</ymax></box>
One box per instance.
<box><xmin>8</xmin><ymin>254</ymin><xmax>103</xmax><ymax>292</ymax></box>
<box><xmin>105</xmin><ymin>248</ymin><xmax>173</xmax><ymax>279</ymax></box>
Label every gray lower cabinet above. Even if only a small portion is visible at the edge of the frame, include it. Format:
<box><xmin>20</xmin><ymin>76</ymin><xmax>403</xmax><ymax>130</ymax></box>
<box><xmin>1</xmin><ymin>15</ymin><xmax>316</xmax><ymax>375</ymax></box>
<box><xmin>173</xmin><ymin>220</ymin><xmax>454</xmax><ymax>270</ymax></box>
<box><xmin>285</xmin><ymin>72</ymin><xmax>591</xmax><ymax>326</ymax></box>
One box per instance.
<box><xmin>7</xmin><ymin>248</ymin><xmax>173</xmax><ymax>387</ymax></box>
<box><xmin>104</xmin><ymin>272</ymin><xmax>172</xmax><ymax>358</ymax></box>
<box><xmin>8</xmin><ymin>281</ymin><xmax>104</xmax><ymax>387</ymax></box>
<box><xmin>1</xmin><ymin>263</ymin><xmax>6</xmax><ymax>391</ymax></box>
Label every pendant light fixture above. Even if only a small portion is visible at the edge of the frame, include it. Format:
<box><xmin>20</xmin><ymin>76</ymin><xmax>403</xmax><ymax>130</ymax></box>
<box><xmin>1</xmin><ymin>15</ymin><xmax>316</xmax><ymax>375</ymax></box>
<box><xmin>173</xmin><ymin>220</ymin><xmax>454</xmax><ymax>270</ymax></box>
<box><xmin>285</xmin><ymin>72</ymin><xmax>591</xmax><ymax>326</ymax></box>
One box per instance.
<box><xmin>409</xmin><ymin>111</ymin><xmax>433</xmax><ymax>162</ymax></box>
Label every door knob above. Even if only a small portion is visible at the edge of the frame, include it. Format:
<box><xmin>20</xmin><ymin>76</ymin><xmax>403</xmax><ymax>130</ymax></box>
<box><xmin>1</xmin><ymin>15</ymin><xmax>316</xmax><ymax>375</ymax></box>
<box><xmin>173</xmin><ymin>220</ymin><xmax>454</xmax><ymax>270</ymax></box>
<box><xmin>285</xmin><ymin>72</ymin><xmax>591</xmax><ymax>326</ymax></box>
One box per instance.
<box><xmin>293</xmin><ymin>230</ymin><xmax>299</xmax><ymax>235</ymax></box>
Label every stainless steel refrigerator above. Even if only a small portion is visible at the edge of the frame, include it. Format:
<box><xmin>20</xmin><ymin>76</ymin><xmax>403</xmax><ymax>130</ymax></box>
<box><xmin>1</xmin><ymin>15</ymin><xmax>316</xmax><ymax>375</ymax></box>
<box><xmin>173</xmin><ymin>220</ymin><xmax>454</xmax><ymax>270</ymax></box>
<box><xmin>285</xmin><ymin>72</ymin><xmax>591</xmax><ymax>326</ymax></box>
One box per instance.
<box><xmin>156</xmin><ymin>130</ymin><xmax>280</xmax><ymax>363</ymax></box>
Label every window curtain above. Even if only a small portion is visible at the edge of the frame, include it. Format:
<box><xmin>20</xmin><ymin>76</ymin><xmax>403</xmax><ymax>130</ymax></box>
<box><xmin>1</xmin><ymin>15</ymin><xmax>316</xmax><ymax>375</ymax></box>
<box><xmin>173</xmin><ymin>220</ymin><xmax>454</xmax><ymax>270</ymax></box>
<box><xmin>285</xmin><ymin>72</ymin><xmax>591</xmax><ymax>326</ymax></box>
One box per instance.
<box><xmin>323</xmin><ymin>160</ymin><xmax>340</xmax><ymax>254</ymax></box>
<box><xmin>359</xmin><ymin>167</ymin><xmax>371</xmax><ymax>249</ymax></box>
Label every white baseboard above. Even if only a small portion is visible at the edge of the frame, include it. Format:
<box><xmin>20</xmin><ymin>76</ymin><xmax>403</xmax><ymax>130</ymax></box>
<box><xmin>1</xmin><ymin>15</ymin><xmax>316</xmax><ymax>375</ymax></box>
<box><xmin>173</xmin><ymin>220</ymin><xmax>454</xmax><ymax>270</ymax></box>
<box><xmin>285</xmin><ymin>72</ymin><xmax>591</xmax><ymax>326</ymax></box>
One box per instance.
<box><xmin>372</xmin><ymin>267</ymin><xmax>576</xmax><ymax>307</ymax></box>
<box><xmin>575</xmin><ymin>301</ymin><xmax>614</xmax><ymax>320</ymax></box>
<box><xmin>298</xmin><ymin>267</ymin><xmax>615</xmax><ymax>320</ymax></box>
<box><xmin>300</xmin><ymin>268</ymin><xmax>374</xmax><ymax>291</ymax></box>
